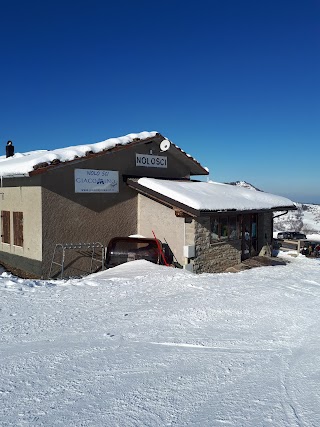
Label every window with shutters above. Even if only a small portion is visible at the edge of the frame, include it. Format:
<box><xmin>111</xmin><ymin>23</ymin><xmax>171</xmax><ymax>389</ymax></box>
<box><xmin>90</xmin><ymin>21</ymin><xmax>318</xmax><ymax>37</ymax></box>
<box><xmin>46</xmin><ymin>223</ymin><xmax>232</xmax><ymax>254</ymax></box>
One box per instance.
<box><xmin>13</xmin><ymin>212</ymin><xmax>23</xmax><ymax>247</ymax></box>
<box><xmin>1</xmin><ymin>211</ymin><xmax>11</xmax><ymax>244</ymax></box>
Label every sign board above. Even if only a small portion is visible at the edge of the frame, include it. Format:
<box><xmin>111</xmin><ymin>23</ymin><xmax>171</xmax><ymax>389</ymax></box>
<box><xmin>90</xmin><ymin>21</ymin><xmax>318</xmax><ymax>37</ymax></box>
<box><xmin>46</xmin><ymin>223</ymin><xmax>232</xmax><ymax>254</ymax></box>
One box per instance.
<box><xmin>136</xmin><ymin>153</ymin><xmax>167</xmax><ymax>168</ymax></box>
<box><xmin>75</xmin><ymin>169</ymin><xmax>119</xmax><ymax>193</ymax></box>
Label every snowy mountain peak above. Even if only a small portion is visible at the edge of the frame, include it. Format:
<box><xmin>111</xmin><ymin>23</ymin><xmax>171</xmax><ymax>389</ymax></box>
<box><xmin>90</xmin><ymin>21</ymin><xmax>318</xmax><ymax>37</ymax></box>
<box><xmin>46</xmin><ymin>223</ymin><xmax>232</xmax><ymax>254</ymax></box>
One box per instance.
<box><xmin>226</xmin><ymin>181</ymin><xmax>261</xmax><ymax>191</ymax></box>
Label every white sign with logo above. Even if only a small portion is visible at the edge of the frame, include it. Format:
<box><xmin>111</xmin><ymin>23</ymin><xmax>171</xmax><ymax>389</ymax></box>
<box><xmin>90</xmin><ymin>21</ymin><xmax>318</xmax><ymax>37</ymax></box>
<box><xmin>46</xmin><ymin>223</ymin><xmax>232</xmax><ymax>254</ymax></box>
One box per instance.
<box><xmin>136</xmin><ymin>153</ymin><xmax>167</xmax><ymax>168</ymax></box>
<box><xmin>75</xmin><ymin>169</ymin><xmax>119</xmax><ymax>193</ymax></box>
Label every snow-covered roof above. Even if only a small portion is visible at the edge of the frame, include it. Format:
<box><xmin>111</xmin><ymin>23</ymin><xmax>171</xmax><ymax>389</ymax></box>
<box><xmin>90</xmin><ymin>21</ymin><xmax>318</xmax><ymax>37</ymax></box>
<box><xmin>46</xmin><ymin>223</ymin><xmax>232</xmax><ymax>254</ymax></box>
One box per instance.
<box><xmin>134</xmin><ymin>178</ymin><xmax>296</xmax><ymax>212</ymax></box>
<box><xmin>0</xmin><ymin>132</ymin><xmax>159</xmax><ymax>177</ymax></box>
<box><xmin>0</xmin><ymin>131</ymin><xmax>207</xmax><ymax>178</ymax></box>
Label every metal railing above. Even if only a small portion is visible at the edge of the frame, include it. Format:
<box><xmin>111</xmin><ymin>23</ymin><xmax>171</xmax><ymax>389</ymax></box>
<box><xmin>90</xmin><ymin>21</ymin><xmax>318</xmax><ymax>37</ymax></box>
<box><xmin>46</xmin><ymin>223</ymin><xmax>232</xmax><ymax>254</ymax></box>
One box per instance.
<box><xmin>49</xmin><ymin>242</ymin><xmax>105</xmax><ymax>279</ymax></box>
<box><xmin>277</xmin><ymin>239</ymin><xmax>305</xmax><ymax>256</ymax></box>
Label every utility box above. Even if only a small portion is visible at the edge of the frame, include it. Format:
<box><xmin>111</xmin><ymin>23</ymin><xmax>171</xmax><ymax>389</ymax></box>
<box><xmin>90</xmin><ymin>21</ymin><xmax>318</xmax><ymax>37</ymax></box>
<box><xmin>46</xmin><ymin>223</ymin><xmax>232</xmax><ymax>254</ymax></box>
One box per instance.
<box><xmin>183</xmin><ymin>263</ymin><xmax>194</xmax><ymax>273</ymax></box>
<box><xmin>183</xmin><ymin>245</ymin><xmax>195</xmax><ymax>258</ymax></box>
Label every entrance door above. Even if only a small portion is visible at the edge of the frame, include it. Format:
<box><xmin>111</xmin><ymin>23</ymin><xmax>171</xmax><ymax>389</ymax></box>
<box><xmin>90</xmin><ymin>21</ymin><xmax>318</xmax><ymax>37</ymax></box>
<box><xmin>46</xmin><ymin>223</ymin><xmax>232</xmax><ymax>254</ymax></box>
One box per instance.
<box><xmin>241</xmin><ymin>214</ymin><xmax>258</xmax><ymax>261</ymax></box>
<box><xmin>241</xmin><ymin>216</ymin><xmax>251</xmax><ymax>261</ymax></box>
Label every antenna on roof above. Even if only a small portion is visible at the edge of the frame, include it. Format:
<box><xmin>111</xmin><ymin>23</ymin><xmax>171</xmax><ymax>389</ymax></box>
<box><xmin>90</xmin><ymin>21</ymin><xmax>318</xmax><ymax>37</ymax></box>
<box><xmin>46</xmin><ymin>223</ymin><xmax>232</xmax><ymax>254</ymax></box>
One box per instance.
<box><xmin>160</xmin><ymin>139</ymin><xmax>171</xmax><ymax>152</ymax></box>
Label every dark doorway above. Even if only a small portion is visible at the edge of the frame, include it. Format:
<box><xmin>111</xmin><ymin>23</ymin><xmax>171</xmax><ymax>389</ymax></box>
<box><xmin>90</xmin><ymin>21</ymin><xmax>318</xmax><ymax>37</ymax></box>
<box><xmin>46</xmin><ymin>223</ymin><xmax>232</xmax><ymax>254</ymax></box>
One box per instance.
<box><xmin>241</xmin><ymin>214</ymin><xmax>258</xmax><ymax>261</ymax></box>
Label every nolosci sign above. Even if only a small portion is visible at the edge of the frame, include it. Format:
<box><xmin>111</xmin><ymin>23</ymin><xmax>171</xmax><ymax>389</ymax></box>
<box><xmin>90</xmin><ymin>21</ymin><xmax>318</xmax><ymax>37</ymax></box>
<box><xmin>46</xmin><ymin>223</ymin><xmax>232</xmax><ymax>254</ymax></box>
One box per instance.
<box><xmin>75</xmin><ymin>169</ymin><xmax>119</xmax><ymax>193</ymax></box>
<box><xmin>136</xmin><ymin>153</ymin><xmax>167</xmax><ymax>168</ymax></box>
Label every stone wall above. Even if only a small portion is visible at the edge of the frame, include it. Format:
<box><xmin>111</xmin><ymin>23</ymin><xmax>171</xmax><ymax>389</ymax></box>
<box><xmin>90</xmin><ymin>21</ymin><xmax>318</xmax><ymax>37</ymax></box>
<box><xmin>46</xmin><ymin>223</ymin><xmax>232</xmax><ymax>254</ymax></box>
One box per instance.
<box><xmin>193</xmin><ymin>217</ymin><xmax>241</xmax><ymax>273</ymax></box>
<box><xmin>257</xmin><ymin>212</ymin><xmax>273</xmax><ymax>250</ymax></box>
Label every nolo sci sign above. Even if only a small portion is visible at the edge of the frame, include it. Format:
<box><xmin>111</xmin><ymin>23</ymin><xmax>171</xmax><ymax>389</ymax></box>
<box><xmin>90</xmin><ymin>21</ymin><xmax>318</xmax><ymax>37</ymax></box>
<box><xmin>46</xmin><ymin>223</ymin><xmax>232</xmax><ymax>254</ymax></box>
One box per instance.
<box><xmin>75</xmin><ymin>169</ymin><xmax>119</xmax><ymax>193</ymax></box>
<box><xmin>136</xmin><ymin>153</ymin><xmax>167</xmax><ymax>168</ymax></box>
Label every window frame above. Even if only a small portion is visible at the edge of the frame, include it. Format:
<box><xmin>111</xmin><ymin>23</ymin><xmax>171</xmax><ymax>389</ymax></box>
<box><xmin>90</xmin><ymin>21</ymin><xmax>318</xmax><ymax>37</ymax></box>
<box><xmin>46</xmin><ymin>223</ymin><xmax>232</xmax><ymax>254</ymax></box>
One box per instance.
<box><xmin>13</xmin><ymin>211</ymin><xmax>23</xmax><ymax>247</ymax></box>
<box><xmin>1</xmin><ymin>210</ymin><xmax>11</xmax><ymax>244</ymax></box>
<box><xmin>210</xmin><ymin>215</ymin><xmax>240</xmax><ymax>242</ymax></box>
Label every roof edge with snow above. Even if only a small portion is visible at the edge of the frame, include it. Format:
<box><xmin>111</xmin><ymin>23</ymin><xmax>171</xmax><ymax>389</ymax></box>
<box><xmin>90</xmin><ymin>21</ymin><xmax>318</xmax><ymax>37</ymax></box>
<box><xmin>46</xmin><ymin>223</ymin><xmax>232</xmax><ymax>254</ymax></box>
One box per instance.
<box><xmin>0</xmin><ymin>131</ymin><xmax>208</xmax><ymax>178</ymax></box>
<box><xmin>127</xmin><ymin>178</ymin><xmax>297</xmax><ymax>216</ymax></box>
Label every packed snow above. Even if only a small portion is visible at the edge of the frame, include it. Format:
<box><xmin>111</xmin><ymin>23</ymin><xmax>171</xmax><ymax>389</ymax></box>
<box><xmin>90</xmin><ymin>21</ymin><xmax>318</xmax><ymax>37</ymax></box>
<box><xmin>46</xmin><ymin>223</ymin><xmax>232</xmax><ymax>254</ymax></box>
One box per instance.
<box><xmin>137</xmin><ymin>178</ymin><xmax>295</xmax><ymax>211</ymax></box>
<box><xmin>1</xmin><ymin>254</ymin><xmax>320</xmax><ymax>426</ymax></box>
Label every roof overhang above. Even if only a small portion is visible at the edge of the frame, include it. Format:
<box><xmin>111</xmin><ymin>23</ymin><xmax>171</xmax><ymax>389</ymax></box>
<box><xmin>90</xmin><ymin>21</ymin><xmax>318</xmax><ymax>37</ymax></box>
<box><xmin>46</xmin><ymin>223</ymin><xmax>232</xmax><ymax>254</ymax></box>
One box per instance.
<box><xmin>26</xmin><ymin>133</ymin><xmax>208</xmax><ymax>177</ymax></box>
<box><xmin>127</xmin><ymin>178</ymin><xmax>297</xmax><ymax>218</ymax></box>
<box><xmin>128</xmin><ymin>178</ymin><xmax>200</xmax><ymax>217</ymax></box>
<box><xmin>28</xmin><ymin>134</ymin><xmax>166</xmax><ymax>176</ymax></box>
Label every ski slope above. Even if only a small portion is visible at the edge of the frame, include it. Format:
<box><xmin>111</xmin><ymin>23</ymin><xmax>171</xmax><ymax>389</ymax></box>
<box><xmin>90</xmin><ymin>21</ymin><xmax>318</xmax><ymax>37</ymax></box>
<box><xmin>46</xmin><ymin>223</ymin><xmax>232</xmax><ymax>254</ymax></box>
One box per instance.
<box><xmin>0</xmin><ymin>254</ymin><xmax>320</xmax><ymax>426</ymax></box>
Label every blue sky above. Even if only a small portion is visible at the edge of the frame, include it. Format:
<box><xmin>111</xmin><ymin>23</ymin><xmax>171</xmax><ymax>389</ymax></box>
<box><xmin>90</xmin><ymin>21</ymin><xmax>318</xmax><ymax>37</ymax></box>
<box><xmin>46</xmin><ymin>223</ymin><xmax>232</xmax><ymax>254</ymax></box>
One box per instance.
<box><xmin>1</xmin><ymin>0</ymin><xmax>319</xmax><ymax>203</ymax></box>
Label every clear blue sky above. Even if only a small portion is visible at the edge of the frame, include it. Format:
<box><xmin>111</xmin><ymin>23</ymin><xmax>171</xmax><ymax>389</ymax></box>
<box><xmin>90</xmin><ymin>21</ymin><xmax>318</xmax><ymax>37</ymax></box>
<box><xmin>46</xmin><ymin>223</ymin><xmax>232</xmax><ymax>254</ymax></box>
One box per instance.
<box><xmin>1</xmin><ymin>0</ymin><xmax>319</xmax><ymax>203</ymax></box>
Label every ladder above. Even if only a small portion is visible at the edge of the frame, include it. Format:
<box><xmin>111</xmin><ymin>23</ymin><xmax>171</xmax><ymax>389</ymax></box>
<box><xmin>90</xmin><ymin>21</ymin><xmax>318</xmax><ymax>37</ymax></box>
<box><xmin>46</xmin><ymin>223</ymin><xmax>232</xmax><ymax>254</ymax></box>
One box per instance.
<box><xmin>49</xmin><ymin>242</ymin><xmax>105</xmax><ymax>279</ymax></box>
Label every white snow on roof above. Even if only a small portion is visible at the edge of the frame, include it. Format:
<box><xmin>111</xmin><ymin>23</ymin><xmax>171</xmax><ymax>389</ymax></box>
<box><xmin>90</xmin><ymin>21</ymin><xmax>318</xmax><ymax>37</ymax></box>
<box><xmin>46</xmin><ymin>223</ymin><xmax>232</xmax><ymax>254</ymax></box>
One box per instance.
<box><xmin>137</xmin><ymin>178</ymin><xmax>295</xmax><ymax>211</ymax></box>
<box><xmin>0</xmin><ymin>131</ymin><xmax>158</xmax><ymax>177</ymax></box>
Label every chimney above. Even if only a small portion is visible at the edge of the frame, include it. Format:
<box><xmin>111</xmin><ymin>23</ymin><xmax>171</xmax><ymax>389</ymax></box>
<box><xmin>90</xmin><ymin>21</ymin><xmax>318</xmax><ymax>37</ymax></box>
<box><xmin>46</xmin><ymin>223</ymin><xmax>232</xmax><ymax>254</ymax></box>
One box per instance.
<box><xmin>6</xmin><ymin>140</ymin><xmax>14</xmax><ymax>158</ymax></box>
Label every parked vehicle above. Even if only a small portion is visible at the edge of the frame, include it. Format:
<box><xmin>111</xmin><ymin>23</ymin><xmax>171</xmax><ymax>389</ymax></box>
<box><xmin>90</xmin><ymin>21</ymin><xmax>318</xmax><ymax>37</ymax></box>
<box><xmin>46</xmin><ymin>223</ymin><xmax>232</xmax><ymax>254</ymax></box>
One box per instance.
<box><xmin>291</xmin><ymin>232</ymin><xmax>307</xmax><ymax>239</ymax></box>
<box><xmin>105</xmin><ymin>237</ymin><xmax>173</xmax><ymax>269</ymax></box>
<box><xmin>277</xmin><ymin>231</ymin><xmax>307</xmax><ymax>240</ymax></box>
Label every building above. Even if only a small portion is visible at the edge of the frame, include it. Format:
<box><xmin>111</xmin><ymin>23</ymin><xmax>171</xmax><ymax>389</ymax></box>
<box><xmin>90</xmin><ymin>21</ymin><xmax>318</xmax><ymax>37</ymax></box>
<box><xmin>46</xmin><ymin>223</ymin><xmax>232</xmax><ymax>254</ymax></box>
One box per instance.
<box><xmin>0</xmin><ymin>131</ymin><xmax>296</xmax><ymax>278</ymax></box>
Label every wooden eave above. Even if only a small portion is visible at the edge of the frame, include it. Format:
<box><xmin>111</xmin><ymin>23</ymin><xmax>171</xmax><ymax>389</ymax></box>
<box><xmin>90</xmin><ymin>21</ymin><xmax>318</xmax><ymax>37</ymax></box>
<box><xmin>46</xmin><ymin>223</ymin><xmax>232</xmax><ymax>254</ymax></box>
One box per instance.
<box><xmin>169</xmin><ymin>145</ymin><xmax>208</xmax><ymax>176</ymax></box>
<box><xmin>127</xmin><ymin>179</ymin><xmax>201</xmax><ymax>217</ymax></box>
<box><xmin>198</xmin><ymin>206</ymin><xmax>297</xmax><ymax>216</ymax></box>
<box><xmin>26</xmin><ymin>133</ymin><xmax>208</xmax><ymax>177</ymax></box>
<box><xmin>28</xmin><ymin>134</ymin><xmax>165</xmax><ymax>176</ymax></box>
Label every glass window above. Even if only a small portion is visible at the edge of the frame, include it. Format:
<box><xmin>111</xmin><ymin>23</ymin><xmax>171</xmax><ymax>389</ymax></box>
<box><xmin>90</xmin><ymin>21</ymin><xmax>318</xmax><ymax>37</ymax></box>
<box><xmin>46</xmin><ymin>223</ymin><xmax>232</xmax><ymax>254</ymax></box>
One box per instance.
<box><xmin>229</xmin><ymin>216</ymin><xmax>238</xmax><ymax>240</ymax></box>
<box><xmin>211</xmin><ymin>218</ymin><xmax>219</xmax><ymax>241</ymax></box>
<box><xmin>210</xmin><ymin>216</ymin><xmax>239</xmax><ymax>242</ymax></box>
<box><xmin>220</xmin><ymin>217</ymin><xmax>228</xmax><ymax>240</ymax></box>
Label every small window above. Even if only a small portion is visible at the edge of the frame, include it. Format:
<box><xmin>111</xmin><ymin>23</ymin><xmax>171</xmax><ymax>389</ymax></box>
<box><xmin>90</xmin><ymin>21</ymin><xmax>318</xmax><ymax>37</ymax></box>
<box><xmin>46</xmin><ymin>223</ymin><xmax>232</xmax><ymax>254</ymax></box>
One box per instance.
<box><xmin>1</xmin><ymin>211</ymin><xmax>10</xmax><ymax>244</ymax></box>
<box><xmin>13</xmin><ymin>212</ymin><xmax>23</xmax><ymax>247</ymax></box>
<box><xmin>229</xmin><ymin>216</ymin><xmax>238</xmax><ymax>239</ymax></box>
<box><xmin>220</xmin><ymin>217</ymin><xmax>229</xmax><ymax>240</ymax></box>
<box><xmin>211</xmin><ymin>216</ymin><xmax>239</xmax><ymax>242</ymax></box>
<box><xmin>211</xmin><ymin>218</ymin><xmax>219</xmax><ymax>241</ymax></box>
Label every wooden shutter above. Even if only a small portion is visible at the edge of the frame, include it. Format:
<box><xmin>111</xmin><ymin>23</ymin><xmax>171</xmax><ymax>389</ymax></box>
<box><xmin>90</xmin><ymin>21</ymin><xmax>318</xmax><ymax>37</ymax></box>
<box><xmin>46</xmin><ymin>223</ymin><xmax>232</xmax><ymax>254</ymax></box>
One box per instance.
<box><xmin>13</xmin><ymin>212</ymin><xmax>23</xmax><ymax>247</ymax></box>
<box><xmin>1</xmin><ymin>211</ymin><xmax>11</xmax><ymax>244</ymax></box>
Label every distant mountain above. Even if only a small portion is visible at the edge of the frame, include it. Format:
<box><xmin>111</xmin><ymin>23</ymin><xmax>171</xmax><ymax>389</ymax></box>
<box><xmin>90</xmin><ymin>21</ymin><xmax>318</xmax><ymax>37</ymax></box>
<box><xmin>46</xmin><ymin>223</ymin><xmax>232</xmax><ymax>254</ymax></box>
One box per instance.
<box><xmin>227</xmin><ymin>181</ymin><xmax>320</xmax><ymax>237</ymax></box>
<box><xmin>274</xmin><ymin>203</ymin><xmax>320</xmax><ymax>236</ymax></box>
<box><xmin>226</xmin><ymin>181</ymin><xmax>262</xmax><ymax>191</ymax></box>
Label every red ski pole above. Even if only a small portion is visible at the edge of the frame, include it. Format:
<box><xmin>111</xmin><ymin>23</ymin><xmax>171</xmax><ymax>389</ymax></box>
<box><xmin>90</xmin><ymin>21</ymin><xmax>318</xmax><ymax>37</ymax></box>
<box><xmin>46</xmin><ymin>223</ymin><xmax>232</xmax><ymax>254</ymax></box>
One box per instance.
<box><xmin>152</xmin><ymin>230</ymin><xmax>169</xmax><ymax>266</ymax></box>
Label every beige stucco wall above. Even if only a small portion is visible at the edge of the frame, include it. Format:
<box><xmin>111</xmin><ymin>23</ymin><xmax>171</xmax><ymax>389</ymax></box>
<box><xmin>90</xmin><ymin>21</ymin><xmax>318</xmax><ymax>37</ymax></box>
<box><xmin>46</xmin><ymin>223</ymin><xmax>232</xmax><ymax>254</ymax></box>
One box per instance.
<box><xmin>0</xmin><ymin>186</ymin><xmax>42</xmax><ymax>260</ymax></box>
<box><xmin>137</xmin><ymin>194</ymin><xmax>189</xmax><ymax>266</ymax></box>
<box><xmin>34</xmin><ymin>141</ymin><xmax>202</xmax><ymax>278</ymax></box>
<box><xmin>0</xmin><ymin>139</ymin><xmax>207</xmax><ymax>277</ymax></box>
<box><xmin>41</xmin><ymin>184</ymin><xmax>137</xmax><ymax>278</ymax></box>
